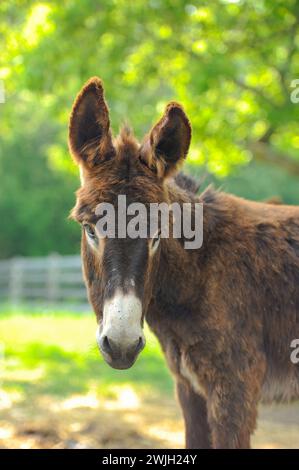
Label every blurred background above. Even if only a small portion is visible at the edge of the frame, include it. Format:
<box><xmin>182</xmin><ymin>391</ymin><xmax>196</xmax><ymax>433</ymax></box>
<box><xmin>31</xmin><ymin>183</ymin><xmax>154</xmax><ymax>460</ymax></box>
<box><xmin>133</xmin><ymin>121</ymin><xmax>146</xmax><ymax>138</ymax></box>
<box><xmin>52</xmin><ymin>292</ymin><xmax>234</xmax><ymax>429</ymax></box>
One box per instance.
<box><xmin>0</xmin><ymin>0</ymin><xmax>299</xmax><ymax>448</ymax></box>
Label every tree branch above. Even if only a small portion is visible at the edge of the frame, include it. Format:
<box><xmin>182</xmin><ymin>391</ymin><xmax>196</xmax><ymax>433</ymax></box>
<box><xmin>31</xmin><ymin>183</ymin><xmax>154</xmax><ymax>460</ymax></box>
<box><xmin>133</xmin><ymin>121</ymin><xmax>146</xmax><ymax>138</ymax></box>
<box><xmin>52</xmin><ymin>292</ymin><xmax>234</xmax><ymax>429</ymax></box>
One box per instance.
<box><xmin>233</xmin><ymin>78</ymin><xmax>278</xmax><ymax>108</ymax></box>
<box><xmin>248</xmin><ymin>141</ymin><xmax>299</xmax><ymax>177</ymax></box>
<box><xmin>276</xmin><ymin>17</ymin><xmax>299</xmax><ymax>101</ymax></box>
<box><xmin>258</xmin><ymin>126</ymin><xmax>275</xmax><ymax>144</ymax></box>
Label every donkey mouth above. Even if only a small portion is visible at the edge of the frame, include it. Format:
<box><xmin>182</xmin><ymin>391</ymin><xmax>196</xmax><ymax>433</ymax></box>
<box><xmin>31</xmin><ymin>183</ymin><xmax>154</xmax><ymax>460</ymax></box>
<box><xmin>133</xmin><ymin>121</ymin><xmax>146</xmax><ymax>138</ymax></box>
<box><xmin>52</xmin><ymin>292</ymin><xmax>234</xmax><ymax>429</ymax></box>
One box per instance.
<box><xmin>100</xmin><ymin>337</ymin><xmax>145</xmax><ymax>370</ymax></box>
<box><xmin>102</xmin><ymin>352</ymin><xmax>139</xmax><ymax>370</ymax></box>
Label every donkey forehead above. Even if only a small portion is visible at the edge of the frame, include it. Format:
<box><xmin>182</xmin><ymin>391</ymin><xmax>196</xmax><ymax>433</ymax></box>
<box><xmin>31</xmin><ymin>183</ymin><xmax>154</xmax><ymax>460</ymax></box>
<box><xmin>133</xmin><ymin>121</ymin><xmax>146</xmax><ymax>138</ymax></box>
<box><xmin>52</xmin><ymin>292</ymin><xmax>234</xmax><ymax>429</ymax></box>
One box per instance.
<box><xmin>73</xmin><ymin>173</ymin><xmax>162</xmax><ymax>223</ymax></box>
<box><xmin>71</xmin><ymin>130</ymin><xmax>164</xmax><ymax>223</ymax></box>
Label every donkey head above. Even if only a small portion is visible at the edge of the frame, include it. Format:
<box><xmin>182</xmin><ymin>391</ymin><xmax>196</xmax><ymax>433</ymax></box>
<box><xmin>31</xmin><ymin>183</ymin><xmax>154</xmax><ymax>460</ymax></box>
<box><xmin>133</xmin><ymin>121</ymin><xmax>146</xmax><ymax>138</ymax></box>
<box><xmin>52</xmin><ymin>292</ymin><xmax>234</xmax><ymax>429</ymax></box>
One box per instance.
<box><xmin>69</xmin><ymin>77</ymin><xmax>191</xmax><ymax>369</ymax></box>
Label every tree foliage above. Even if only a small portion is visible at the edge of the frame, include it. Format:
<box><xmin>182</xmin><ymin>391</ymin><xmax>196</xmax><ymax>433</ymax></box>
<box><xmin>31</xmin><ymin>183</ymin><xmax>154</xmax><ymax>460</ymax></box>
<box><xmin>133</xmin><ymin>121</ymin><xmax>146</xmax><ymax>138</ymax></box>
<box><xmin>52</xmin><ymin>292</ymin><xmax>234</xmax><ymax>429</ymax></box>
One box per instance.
<box><xmin>1</xmin><ymin>0</ymin><xmax>299</xmax><ymax>257</ymax></box>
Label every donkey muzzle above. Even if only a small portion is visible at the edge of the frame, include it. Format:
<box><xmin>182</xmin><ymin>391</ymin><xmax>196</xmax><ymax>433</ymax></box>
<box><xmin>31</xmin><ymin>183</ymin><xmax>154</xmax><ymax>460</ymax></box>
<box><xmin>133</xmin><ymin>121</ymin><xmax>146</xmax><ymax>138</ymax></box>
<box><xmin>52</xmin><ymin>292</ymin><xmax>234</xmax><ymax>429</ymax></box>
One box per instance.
<box><xmin>99</xmin><ymin>334</ymin><xmax>145</xmax><ymax>369</ymax></box>
<box><xmin>97</xmin><ymin>291</ymin><xmax>146</xmax><ymax>369</ymax></box>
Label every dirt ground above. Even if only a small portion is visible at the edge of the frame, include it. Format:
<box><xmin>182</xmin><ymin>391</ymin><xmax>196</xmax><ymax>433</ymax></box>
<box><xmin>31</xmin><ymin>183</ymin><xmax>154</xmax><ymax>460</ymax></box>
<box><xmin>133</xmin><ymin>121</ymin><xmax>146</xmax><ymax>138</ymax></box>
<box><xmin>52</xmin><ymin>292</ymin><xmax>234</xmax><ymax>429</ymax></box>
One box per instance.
<box><xmin>0</xmin><ymin>389</ymin><xmax>298</xmax><ymax>449</ymax></box>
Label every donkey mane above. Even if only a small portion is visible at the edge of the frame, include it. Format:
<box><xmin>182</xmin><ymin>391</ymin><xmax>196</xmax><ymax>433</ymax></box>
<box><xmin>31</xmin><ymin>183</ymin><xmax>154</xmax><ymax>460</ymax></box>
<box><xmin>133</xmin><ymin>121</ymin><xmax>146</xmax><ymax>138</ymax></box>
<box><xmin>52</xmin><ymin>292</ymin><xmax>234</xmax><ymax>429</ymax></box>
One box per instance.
<box><xmin>113</xmin><ymin>125</ymin><xmax>139</xmax><ymax>161</ymax></box>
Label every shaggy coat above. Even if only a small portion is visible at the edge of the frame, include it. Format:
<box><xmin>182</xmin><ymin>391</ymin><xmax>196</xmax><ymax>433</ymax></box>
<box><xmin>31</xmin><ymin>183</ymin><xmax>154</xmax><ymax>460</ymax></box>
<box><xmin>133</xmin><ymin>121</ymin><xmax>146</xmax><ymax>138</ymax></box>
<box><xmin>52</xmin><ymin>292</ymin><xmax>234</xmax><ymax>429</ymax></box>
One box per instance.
<box><xmin>69</xmin><ymin>77</ymin><xmax>299</xmax><ymax>449</ymax></box>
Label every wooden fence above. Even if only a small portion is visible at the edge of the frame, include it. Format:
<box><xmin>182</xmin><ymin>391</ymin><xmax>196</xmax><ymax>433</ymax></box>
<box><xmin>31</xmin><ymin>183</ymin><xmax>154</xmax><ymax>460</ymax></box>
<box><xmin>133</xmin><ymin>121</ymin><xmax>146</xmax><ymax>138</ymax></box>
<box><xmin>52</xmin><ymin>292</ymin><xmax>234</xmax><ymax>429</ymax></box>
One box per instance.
<box><xmin>0</xmin><ymin>254</ymin><xmax>90</xmax><ymax>308</ymax></box>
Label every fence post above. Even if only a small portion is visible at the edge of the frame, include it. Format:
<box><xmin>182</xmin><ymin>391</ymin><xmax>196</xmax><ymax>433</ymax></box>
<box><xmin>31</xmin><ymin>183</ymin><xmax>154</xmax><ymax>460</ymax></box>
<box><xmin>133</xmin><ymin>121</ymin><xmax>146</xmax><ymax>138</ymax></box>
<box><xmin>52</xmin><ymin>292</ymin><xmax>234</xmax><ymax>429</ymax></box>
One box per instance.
<box><xmin>9</xmin><ymin>257</ymin><xmax>23</xmax><ymax>305</ymax></box>
<box><xmin>47</xmin><ymin>253</ymin><xmax>60</xmax><ymax>303</ymax></box>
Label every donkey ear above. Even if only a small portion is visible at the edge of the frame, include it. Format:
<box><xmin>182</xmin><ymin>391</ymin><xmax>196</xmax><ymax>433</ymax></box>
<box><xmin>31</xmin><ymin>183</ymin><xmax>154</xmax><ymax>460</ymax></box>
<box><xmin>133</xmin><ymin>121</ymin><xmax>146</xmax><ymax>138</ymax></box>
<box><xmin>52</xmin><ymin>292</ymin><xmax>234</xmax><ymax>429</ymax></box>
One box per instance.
<box><xmin>147</xmin><ymin>102</ymin><xmax>191</xmax><ymax>177</ymax></box>
<box><xmin>68</xmin><ymin>77</ymin><xmax>115</xmax><ymax>167</ymax></box>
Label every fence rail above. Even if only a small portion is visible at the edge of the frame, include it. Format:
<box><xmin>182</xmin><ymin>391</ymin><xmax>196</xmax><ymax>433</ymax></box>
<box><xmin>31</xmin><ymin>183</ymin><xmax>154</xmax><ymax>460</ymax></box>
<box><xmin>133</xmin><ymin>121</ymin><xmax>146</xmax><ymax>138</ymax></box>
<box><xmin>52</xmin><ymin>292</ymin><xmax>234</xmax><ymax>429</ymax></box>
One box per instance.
<box><xmin>0</xmin><ymin>254</ymin><xmax>90</xmax><ymax>308</ymax></box>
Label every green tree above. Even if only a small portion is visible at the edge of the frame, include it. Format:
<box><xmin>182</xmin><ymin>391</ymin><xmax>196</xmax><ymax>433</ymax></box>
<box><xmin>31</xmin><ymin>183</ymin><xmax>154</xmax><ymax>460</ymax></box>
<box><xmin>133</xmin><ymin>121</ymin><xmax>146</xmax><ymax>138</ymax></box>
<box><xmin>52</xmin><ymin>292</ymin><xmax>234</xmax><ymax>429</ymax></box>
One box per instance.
<box><xmin>0</xmin><ymin>0</ymin><xmax>299</xmax><ymax>257</ymax></box>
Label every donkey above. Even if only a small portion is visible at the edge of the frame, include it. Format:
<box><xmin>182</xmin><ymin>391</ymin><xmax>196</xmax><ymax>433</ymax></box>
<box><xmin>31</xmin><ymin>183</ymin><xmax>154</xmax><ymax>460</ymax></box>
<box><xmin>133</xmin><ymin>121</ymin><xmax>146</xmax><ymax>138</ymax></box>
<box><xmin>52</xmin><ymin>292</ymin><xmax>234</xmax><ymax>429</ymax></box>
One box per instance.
<box><xmin>69</xmin><ymin>77</ymin><xmax>299</xmax><ymax>449</ymax></box>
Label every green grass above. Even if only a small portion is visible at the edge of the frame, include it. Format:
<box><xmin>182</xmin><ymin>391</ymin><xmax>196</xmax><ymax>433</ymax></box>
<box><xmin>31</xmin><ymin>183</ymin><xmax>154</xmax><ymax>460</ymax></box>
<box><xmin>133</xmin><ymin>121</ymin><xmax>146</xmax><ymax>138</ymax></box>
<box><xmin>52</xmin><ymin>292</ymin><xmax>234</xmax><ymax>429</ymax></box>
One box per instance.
<box><xmin>0</xmin><ymin>310</ymin><xmax>173</xmax><ymax>400</ymax></box>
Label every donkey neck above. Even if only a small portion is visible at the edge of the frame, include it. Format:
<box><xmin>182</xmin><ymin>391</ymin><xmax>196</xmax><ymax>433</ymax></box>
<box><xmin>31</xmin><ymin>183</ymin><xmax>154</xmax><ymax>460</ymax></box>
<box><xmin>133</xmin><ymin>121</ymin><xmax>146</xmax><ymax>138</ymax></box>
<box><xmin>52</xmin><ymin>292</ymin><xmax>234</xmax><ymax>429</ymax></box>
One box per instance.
<box><xmin>151</xmin><ymin>183</ymin><xmax>203</xmax><ymax>311</ymax></box>
<box><xmin>151</xmin><ymin>182</ymin><xmax>231</xmax><ymax>318</ymax></box>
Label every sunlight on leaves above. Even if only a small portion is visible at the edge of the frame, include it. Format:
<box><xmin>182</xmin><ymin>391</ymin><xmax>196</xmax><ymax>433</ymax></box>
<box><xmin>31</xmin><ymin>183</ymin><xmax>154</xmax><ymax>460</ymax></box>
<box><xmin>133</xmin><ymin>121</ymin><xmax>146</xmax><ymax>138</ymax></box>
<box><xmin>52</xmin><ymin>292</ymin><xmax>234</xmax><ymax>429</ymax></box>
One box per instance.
<box><xmin>23</xmin><ymin>4</ymin><xmax>55</xmax><ymax>47</ymax></box>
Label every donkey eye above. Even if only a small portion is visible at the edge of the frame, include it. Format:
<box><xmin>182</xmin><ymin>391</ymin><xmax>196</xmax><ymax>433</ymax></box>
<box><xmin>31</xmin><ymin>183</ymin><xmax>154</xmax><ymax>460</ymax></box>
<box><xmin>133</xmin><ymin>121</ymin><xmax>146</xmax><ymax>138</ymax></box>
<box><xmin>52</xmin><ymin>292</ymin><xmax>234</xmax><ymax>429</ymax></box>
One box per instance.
<box><xmin>139</xmin><ymin>156</ymin><xmax>148</xmax><ymax>168</ymax></box>
<box><xmin>83</xmin><ymin>223</ymin><xmax>96</xmax><ymax>239</ymax></box>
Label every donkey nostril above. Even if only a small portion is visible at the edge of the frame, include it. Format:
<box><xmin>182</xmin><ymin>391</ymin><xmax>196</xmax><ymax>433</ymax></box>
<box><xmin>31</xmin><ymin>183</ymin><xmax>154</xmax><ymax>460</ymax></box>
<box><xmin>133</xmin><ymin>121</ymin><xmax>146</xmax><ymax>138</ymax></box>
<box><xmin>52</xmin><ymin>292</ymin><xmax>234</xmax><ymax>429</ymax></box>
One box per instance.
<box><xmin>135</xmin><ymin>336</ymin><xmax>144</xmax><ymax>354</ymax></box>
<box><xmin>102</xmin><ymin>335</ymin><xmax>113</xmax><ymax>355</ymax></box>
<box><xmin>100</xmin><ymin>334</ymin><xmax>144</xmax><ymax>361</ymax></box>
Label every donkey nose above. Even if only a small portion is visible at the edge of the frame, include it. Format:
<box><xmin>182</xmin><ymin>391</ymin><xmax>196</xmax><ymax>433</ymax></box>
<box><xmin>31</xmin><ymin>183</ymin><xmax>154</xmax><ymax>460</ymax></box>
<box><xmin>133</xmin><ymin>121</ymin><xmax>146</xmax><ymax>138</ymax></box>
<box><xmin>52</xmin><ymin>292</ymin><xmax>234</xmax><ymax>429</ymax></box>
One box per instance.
<box><xmin>99</xmin><ymin>334</ymin><xmax>145</xmax><ymax>362</ymax></box>
<box><xmin>100</xmin><ymin>335</ymin><xmax>116</xmax><ymax>357</ymax></box>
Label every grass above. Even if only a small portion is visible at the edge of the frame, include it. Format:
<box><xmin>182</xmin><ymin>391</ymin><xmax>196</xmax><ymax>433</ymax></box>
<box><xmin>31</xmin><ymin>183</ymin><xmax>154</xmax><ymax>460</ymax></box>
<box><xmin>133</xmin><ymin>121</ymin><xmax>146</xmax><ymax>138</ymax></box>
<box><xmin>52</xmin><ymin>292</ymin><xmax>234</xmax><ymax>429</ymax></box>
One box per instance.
<box><xmin>0</xmin><ymin>309</ymin><xmax>173</xmax><ymax>401</ymax></box>
<box><xmin>1</xmin><ymin>309</ymin><xmax>299</xmax><ymax>449</ymax></box>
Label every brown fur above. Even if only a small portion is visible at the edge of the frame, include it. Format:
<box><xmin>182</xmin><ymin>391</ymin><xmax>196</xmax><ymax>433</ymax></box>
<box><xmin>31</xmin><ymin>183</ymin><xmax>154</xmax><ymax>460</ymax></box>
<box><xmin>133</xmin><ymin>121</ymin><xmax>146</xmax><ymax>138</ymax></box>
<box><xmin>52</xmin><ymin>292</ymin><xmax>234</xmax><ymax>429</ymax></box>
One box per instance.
<box><xmin>265</xmin><ymin>196</ymin><xmax>283</xmax><ymax>205</ymax></box>
<box><xmin>69</xmin><ymin>77</ymin><xmax>299</xmax><ymax>449</ymax></box>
